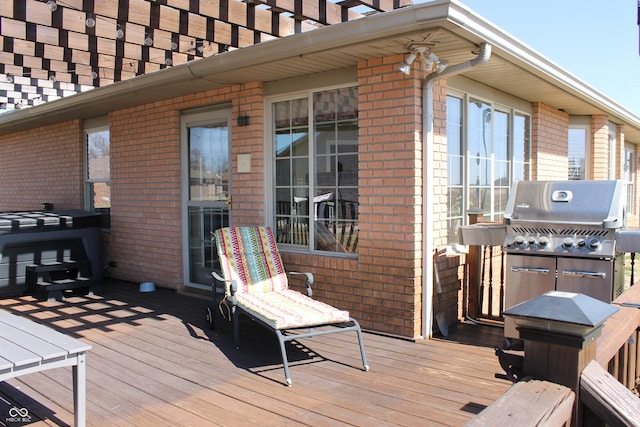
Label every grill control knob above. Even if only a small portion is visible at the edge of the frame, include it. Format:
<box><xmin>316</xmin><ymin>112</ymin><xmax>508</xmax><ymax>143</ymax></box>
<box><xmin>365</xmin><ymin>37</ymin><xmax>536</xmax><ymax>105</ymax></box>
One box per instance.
<box><xmin>588</xmin><ymin>238</ymin><xmax>601</xmax><ymax>250</ymax></box>
<box><xmin>527</xmin><ymin>237</ymin><xmax>536</xmax><ymax>246</ymax></box>
<box><xmin>514</xmin><ymin>236</ymin><xmax>525</xmax><ymax>247</ymax></box>
<box><xmin>577</xmin><ymin>239</ymin><xmax>586</xmax><ymax>248</ymax></box>
<box><xmin>562</xmin><ymin>237</ymin><xmax>574</xmax><ymax>249</ymax></box>
<box><xmin>538</xmin><ymin>236</ymin><xmax>549</xmax><ymax>246</ymax></box>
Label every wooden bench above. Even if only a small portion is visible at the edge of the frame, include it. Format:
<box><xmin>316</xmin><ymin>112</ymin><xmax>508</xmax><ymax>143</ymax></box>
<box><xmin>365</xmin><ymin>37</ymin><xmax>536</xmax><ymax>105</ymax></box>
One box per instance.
<box><xmin>465</xmin><ymin>378</ymin><xmax>575</xmax><ymax>426</ymax></box>
<box><xmin>0</xmin><ymin>310</ymin><xmax>91</xmax><ymax>427</ymax></box>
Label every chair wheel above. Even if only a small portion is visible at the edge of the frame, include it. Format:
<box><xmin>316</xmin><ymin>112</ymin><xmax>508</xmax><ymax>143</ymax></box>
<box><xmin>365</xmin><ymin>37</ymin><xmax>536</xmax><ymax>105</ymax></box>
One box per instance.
<box><xmin>205</xmin><ymin>306</ymin><xmax>214</xmax><ymax>329</ymax></box>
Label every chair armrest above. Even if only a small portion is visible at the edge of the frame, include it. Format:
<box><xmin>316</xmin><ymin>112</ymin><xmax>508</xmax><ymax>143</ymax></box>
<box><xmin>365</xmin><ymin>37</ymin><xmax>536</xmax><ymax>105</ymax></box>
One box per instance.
<box><xmin>211</xmin><ymin>271</ymin><xmax>238</xmax><ymax>296</ymax></box>
<box><xmin>212</xmin><ymin>270</ymin><xmax>225</xmax><ymax>282</ymax></box>
<box><xmin>288</xmin><ymin>271</ymin><xmax>314</xmax><ymax>297</ymax></box>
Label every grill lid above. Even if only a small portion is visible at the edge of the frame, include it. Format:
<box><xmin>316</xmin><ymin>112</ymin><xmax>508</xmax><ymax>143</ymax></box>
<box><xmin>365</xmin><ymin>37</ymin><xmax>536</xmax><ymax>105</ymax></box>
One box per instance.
<box><xmin>504</xmin><ymin>180</ymin><xmax>626</xmax><ymax>229</ymax></box>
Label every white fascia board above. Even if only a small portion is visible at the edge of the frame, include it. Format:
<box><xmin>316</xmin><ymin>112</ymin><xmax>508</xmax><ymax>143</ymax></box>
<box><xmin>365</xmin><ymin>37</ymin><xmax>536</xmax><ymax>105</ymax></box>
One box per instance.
<box><xmin>447</xmin><ymin>0</ymin><xmax>640</xmax><ymax>126</ymax></box>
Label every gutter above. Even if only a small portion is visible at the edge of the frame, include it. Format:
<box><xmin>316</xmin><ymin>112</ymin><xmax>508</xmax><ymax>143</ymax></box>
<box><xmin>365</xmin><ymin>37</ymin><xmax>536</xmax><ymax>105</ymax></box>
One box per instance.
<box><xmin>0</xmin><ymin>1</ymin><xmax>453</xmax><ymax>135</ymax></box>
<box><xmin>421</xmin><ymin>42</ymin><xmax>491</xmax><ymax>339</ymax></box>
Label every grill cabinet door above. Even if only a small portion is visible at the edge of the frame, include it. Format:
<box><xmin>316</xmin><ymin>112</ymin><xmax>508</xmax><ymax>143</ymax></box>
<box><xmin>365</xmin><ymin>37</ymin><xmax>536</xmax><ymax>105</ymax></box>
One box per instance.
<box><xmin>556</xmin><ymin>257</ymin><xmax>615</xmax><ymax>303</ymax></box>
<box><xmin>504</xmin><ymin>254</ymin><xmax>556</xmax><ymax>339</ymax></box>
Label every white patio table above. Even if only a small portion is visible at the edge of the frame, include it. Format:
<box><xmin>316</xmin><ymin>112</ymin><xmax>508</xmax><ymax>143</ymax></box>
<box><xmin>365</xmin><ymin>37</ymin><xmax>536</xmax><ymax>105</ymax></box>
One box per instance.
<box><xmin>0</xmin><ymin>310</ymin><xmax>90</xmax><ymax>427</ymax></box>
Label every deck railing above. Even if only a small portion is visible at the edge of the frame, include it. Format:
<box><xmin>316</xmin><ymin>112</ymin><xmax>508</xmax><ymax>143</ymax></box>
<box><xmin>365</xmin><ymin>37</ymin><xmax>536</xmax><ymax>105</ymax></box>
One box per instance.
<box><xmin>594</xmin><ymin>283</ymin><xmax>640</xmax><ymax>394</ymax></box>
<box><xmin>466</xmin><ymin>260</ymin><xmax>640</xmax><ymax>426</ymax></box>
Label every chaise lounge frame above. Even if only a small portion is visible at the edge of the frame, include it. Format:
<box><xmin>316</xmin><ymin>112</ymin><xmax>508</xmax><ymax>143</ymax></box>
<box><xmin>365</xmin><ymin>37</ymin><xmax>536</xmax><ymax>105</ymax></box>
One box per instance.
<box><xmin>211</xmin><ymin>226</ymin><xmax>369</xmax><ymax>386</ymax></box>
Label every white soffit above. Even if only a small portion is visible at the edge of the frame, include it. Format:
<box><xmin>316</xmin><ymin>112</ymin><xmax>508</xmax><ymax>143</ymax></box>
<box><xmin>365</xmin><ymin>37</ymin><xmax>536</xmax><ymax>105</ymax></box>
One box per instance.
<box><xmin>0</xmin><ymin>0</ymin><xmax>638</xmax><ymax>141</ymax></box>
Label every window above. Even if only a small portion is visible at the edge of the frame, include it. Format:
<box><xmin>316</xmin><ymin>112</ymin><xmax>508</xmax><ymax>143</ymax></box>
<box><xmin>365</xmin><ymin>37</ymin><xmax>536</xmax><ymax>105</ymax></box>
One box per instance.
<box><xmin>568</xmin><ymin>124</ymin><xmax>589</xmax><ymax>180</ymax></box>
<box><xmin>85</xmin><ymin>124</ymin><xmax>110</xmax><ymax>228</ymax></box>
<box><xmin>271</xmin><ymin>86</ymin><xmax>358</xmax><ymax>254</ymax></box>
<box><xmin>624</xmin><ymin>145</ymin><xmax>635</xmax><ymax>215</ymax></box>
<box><xmin>609</xmin><ymin>122</ymin><xmax>617</xmax><ymax>180</ymax></box>
<box><xmin>446</xmin><ymin>94</ymin><xmax>531</xmax><ymax>244</ymax></box>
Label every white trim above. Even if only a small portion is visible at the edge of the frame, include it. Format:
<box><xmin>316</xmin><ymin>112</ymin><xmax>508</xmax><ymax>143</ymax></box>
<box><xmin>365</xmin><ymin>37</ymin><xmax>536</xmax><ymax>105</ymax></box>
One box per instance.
<box><xmin>1</xmin><ymin>0</ymin><xmax>638</xmax><ymax>142</ymax></box>
<box><xmin>609</xmin><ymin>122</ymin><xmax>617</xmax><ymax>180</ymax></box>
<box><xmin>83</xmin><ymin>121</ymin><xmax>110</xmax><ymax>213</ymax></box>
<box><xmin>180</xmin><ymin>108</ymin><xmax>232</xmax><ymax>289</ymax></box>
<box><xmin>264</xmin><ymin>83</ymin><xmax>360</xmax><ymax>257</ymax></box>
<box><xmin>448</xmin><ymin>75</ymin><xmax>533</xmax><ymax>115</ymax></box>
<box><xmin>568</xmin><ymin>117</ymin><xmax>591</xmax><ymax>180</ymax></box>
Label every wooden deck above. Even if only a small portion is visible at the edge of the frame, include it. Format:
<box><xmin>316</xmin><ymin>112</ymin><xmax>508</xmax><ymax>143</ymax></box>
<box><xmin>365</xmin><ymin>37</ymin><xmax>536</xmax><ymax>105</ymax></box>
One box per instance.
<box><xmin>0</xmin><ymin>280</ymin><xmax>512</xmax><ymax>426</ymax></box>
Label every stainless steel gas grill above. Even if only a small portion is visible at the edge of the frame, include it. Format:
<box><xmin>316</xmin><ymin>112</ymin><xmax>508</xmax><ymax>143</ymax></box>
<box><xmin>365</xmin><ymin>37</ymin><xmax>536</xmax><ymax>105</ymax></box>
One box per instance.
<box><xmin>502</xmin><ymin>180</ymin><xmax>627</xmax><ymax>340</ymax></box>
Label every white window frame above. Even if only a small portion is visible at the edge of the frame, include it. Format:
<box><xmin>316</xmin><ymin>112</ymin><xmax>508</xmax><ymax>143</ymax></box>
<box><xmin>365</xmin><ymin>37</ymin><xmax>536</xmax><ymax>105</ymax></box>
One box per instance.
<box><xmin>624</xmin><ymin>144</ymin><xmax>635</xmax><ymax>215</ymax></box>
<box><xmin>608</xmin><ymin>121</ymin><xmax>617</xmax><ymax>180</ymax></box>
<box><xmin>445</xmin><ymin>89</ymin><xmax>531</xmax><ymax>244</ymax></box>
<box><xmin>265</xmin><ymin>83</ymin><xmax>359</xmax><ymax>257</ymax></box>
<box><xmin>84</xmin><ymin>117</ymin><xmax>110</xmax><ymax>228</ymax></box>
<box><xmin>568</xmin><ymin>118</ymin><xmax>591</xmax><ymax>180</ymax></box>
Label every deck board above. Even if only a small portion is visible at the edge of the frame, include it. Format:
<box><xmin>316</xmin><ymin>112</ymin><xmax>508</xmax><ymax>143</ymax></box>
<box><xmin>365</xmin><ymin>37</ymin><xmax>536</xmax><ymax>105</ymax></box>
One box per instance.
<box><xmin>0</xmin><ymin>279</ymin><xmax>511</xmax><ymax>426</ymax></box>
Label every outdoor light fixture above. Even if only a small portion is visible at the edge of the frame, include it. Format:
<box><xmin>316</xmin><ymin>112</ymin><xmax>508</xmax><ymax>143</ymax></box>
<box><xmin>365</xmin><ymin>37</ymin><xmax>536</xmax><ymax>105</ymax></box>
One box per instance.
<box><xmin>436</xmin><ymin>60</ymin><xmax>449</xmax><ymax>73</ymax></box>
<box><xmin>398</xmin><ymin>43</ymin><xmax>448</xmax><ymax>76</ymax></box>
<box><xmin>398</xmin><ymin>51</ymin><xmax>418</xmax><ymax>75</ymax></box>
<box><xmin>47</xmin><ymin>0</ymin><xmax>57</xmax><ymax>12</ymax></box>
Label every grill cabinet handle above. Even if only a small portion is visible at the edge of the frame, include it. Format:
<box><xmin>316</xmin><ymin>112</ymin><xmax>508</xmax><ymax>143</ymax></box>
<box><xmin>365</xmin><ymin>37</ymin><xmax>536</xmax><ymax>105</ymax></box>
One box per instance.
<box><xmin>561</xmin><ymin>270</ymin><xmax>606</xmax><ymax>279</ymax></box>
<box><xmin>509</xmin><ymin>267</ymin><xmax>551</xmax><ymax>274</ymax></box>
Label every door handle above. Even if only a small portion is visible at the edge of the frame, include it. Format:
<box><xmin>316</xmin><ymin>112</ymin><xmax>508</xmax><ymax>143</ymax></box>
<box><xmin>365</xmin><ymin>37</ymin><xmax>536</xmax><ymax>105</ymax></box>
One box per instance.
<box><xmin>509</xmin><ymin>267</ymin><xmax>551</xmax><ymax>274</ymax></box>
<box><xmin>562</xmin><ymin>270</ymin><xmax>606</xmax><ymax>279</ymax></box>
<box><xmin>226</xmin><ymin>195</ymin><xmax>232</xmax><ymax>210</ymax></box>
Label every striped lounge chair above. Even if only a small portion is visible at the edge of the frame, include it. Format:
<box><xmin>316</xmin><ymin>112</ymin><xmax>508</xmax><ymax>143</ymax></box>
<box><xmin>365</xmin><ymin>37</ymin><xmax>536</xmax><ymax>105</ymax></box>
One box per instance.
<box><xmin>212</xmin><ymin>226</ymin><xmax>369</xmax><ymax>386</ymax></box>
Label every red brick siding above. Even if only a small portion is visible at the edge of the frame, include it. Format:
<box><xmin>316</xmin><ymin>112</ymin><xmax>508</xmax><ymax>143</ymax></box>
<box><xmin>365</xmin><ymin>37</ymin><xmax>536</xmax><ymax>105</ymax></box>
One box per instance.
<box><xmin>4</xmin><ymin>58</ymin><xmax>628</xmax><ymax>340</ymax></box>
<box><xmin>531</xmin><ymin>102</ymin><xmax>569</xmax><ymax>180</ymax></box>
<box><xmin>591</xmin><ymin>115</ymin><xmax>610</xmax><ymax>180</ymax></box>
<box><xmin>107</xmin><ymin>103</ymin><xmax>183</xmax><ymax>287</ymax></box>
<box><xmin>229</xmin><ymin>82</ymin><xmax>266</xmax><ymax>226</ymax></box>
<box><xmin>0</xmin><ymin>120</ymin><xmax>84</xmax><ymax>211</ymax></box>
<box><xmin>353</xmin><ymin>55</ymin><xmax>424</xmax><ymax>337</ymax></box>
<box><xmin>0</xmin><ymin>58</ymin><xmax>436</xmax><ymax>339</ymax></box>
<box><xmin>106</xmin><ymin>84</ymin><xmax>265</xmax><ymax>288</ymax></box>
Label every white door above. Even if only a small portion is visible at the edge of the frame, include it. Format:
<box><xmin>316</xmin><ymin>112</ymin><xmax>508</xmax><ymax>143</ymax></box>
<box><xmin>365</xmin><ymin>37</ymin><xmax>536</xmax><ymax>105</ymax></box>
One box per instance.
<box><xmin>181</xmin><ymin>109</ymin><xmax>231</xmax><ymax>289</ymax></box>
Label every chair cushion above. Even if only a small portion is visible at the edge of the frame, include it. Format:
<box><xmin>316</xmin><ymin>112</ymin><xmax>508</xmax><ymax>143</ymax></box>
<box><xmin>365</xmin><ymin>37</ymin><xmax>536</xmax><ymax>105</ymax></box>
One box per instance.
<box><xmin>216</xmin><ymin>226</ymin><xmax>288</xmax><ymax>295</ymax></box>
<box><xmin>237</xmin><ymin>289</ymin><xmax>350</xmax><ymax>330</ymax></box>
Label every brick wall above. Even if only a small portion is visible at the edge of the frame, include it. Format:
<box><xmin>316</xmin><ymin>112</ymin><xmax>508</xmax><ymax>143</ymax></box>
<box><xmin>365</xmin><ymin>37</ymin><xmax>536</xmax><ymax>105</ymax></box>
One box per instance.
<box><xmin>230</xmin><ymin>82</ymin><xmax>266</xmax><ymax>226</ymax></box>
<box><xmin>106</xmin><ymin>84</ymin><xmax>264</xmax><ymax>288</ymax></box>
<box><xmin>107</xmin><ymin>100</ymin><xmax>183</xmax><ymax>287</ymax></box>
<box><xmin>0</xmin><ymin>120</ymin><xmax>84</xmax><ymax>211</ymax></box>
<box><xmin>0</xmin><ymin>57</ymin><xmax>433</xmax><ymax>339</ymax></box>
<box><xmin>2</xmin><ymin>57</ymin><xmax>627</xmax><ymax>340</ymax></box>
<box><xmin>336</xmin><ymin>55</ymin><xmax>424</xmax><ymax>337</ymax></box>
<box><xmin>531</xmin><ymin>102</ymin><xmax>569</xmax><ymax>180</ymax></box>
<box><xmin>591</xmin><ymin>115</ymin><xmax>610</xmax><ymax>180</ymax></box>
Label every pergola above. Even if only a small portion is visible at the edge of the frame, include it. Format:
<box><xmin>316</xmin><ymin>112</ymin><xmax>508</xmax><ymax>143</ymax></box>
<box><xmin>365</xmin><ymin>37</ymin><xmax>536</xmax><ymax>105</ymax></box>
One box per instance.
<box><xmin>0</xmin><ymin>0</ymin><xmax>409</xmax><ymax>110</ymax></box>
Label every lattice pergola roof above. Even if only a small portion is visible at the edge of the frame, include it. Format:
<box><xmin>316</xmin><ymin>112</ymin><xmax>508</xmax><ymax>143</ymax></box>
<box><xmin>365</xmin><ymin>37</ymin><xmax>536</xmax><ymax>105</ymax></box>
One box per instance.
<box><xmin>0</xmin><ymin>0</ymin><xmax>410</xmax><ymax>110</ymax></box>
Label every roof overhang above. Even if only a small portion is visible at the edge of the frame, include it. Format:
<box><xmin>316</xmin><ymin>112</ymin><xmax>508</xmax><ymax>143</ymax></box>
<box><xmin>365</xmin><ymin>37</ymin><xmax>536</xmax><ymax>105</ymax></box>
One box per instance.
<box><xmin>1</xmin><ymin>0</ymin><xmax>639</xmax><ymax>141</ymax></box>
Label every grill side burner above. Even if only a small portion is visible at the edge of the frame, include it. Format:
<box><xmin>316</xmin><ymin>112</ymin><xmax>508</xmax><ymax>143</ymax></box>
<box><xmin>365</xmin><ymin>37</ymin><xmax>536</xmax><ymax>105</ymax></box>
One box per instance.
<box><xmin>502</xmin><ymin>180</ymin><xmax>627</xmax><ymax>341</ymax></box>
